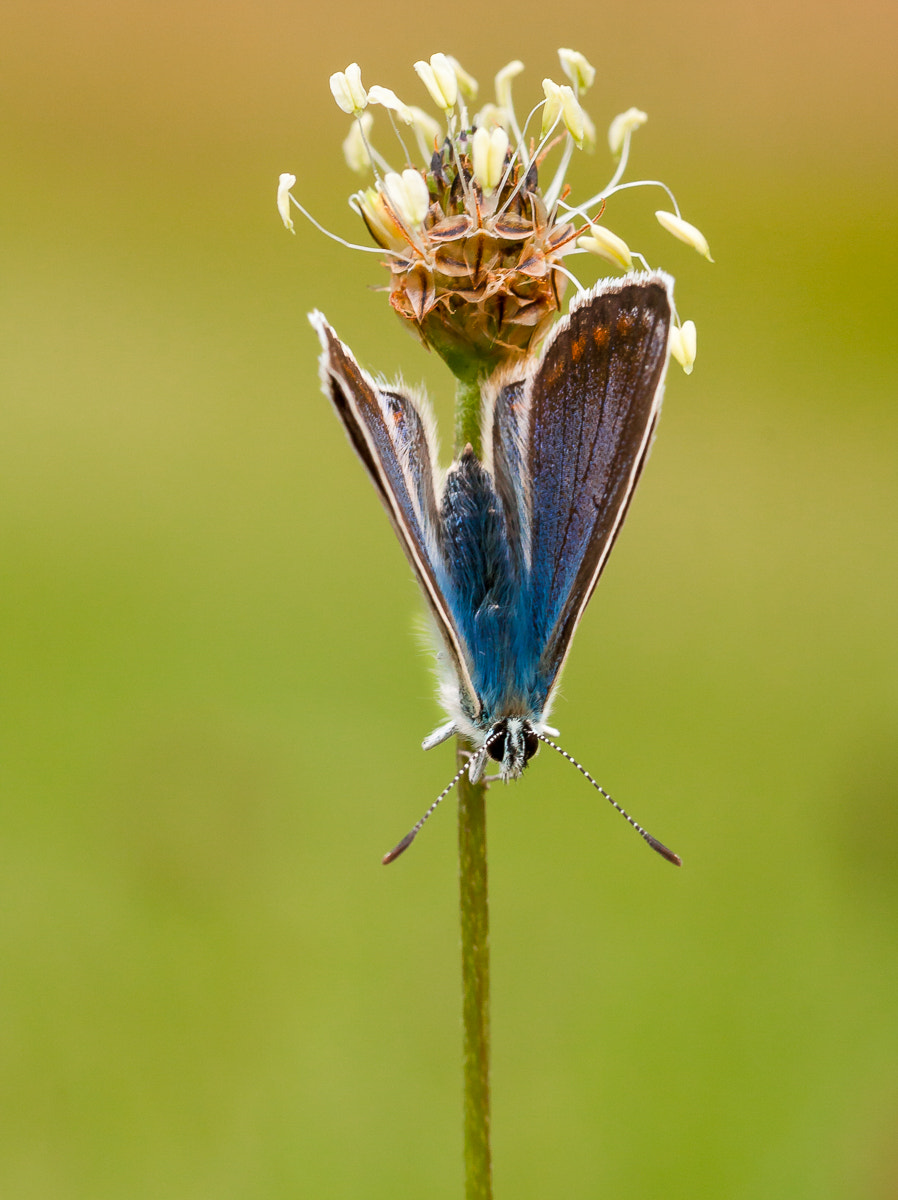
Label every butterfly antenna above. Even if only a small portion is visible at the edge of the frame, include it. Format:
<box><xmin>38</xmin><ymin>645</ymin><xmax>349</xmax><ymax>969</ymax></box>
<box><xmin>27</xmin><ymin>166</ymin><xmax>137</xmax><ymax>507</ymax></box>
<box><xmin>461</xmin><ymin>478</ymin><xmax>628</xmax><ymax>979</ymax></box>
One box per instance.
<box><xmin>382</xmin><ymin>742</ymin><xmax>492</xmax><ymax>865</ymax></box>
<box><xmin>534</xmin><ymin>733</ymin><xmax>682</xmax><ymax>866</ymax></box>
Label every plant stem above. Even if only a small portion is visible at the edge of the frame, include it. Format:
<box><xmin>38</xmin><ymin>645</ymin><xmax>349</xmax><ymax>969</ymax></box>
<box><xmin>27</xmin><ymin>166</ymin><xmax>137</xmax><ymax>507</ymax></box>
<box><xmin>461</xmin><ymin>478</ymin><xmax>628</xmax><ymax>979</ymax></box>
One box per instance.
<box><xmin>457</xmin><ymin>740</ymin><xmax>492</xmax><ymax>1200</ymax></box>
<box><xmin>454</xmin><ymin>379</ymin><xmax>484</xmax><ymax>459</ymax></box>
<box><xmin>454</xmin><ymin>377</ymin><xmax>492</xmax><ymax>1200</ymax></box>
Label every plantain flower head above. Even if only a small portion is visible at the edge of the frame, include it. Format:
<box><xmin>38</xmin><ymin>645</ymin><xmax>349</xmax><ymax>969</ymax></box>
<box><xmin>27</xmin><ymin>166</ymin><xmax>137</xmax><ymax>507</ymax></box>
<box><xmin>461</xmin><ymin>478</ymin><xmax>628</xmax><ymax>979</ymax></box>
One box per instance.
<box><xmin>279</xmin><ymin>52</ymin><xmax>710</xmax><ymax>379</ymax></box>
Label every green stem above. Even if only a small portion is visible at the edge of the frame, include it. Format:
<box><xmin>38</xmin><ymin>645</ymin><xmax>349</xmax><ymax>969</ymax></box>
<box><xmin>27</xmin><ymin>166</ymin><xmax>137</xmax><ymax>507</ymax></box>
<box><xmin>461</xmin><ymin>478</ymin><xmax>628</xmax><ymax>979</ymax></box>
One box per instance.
<box><xmin>454</xmin><ymin>377</ymin><xmax>492</xmax><ymax>1200</ymax></box>
<box><xmin>454</xmin><ymin>379</ymin><xmax>484</xmax><ymax>459</ymax></box>
<box><xmin>457</xmin><ymin>740</ymin><xmax>492</xmax><ymax>1200</ymax></box>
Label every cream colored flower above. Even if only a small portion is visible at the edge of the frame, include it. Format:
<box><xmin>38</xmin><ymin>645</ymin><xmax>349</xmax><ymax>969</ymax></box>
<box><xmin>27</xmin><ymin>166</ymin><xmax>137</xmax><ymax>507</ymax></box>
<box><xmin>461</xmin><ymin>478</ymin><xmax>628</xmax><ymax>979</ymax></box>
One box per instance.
<box><xmin>283</xmin><ymin>54</ymin><xmax>711</xmax><ymax>381</ymax></box>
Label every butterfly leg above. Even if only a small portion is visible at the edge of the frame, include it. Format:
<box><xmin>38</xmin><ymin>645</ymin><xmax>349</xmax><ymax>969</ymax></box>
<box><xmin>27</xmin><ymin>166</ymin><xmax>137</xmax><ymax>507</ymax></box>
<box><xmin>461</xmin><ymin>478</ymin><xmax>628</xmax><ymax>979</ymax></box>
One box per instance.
<box><xmin>422</xmin><ymin>721</ymin><xmax>457</xmax><ymax>751</ymax></box>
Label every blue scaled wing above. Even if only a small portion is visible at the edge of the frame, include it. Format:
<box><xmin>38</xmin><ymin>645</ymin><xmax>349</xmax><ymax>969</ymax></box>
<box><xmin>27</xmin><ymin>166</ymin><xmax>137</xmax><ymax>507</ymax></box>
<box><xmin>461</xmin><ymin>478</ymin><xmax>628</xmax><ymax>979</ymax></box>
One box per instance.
<box><xmin>525</xmin><ymin>272</ymin><xmax>674</xmax><ymax>703</ymax></box>
<box><xmin>310</xmin><ymin>312</ymin><xmax>481</xmax><ymax>717</ymax></box>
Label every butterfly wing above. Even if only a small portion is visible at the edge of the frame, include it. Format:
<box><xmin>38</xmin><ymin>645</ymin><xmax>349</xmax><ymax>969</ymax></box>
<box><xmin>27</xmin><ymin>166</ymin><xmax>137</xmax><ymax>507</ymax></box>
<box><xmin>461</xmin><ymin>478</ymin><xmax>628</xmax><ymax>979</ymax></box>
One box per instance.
<box><xmin>525</xmin><ymin>272</ymin><xmax>673</xmax><ymax>705</ymax></box>
<box><xmin>310</xmin><ymin>312</ymin><xmax>481</xmax><ymax>717</ymax></box>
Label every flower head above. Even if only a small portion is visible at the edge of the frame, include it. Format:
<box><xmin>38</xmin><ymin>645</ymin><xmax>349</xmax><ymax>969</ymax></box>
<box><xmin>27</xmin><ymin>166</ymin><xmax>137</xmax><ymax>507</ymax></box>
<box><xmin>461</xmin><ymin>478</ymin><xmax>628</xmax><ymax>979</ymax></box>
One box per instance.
<box><xmin>280</xmin><ymin>52</ymin><xmax>710</xmax><ymax>379</ymax></box>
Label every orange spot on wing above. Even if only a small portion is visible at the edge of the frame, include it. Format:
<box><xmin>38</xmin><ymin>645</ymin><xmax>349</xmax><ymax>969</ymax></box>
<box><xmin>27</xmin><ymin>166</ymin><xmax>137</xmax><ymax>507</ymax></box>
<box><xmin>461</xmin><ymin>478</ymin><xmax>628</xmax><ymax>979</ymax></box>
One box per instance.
<box><xmin>617</xmin><ymin>312</ymin><xmax>635</xmax><ymax>336</ymax></box>
<box><xmin>544</xmin><ymin>358</ymin><xmax>565</xmax><ymax>386</ymax></box>
<box><xmin>592</xmin><ymin>325</ymin><xmax>609</xmax><ymax>347</ymax></box>
<box><xmin>570</xmin><ymin>334</ymin><xmax>587</xmax><ymax>362</ymax></box>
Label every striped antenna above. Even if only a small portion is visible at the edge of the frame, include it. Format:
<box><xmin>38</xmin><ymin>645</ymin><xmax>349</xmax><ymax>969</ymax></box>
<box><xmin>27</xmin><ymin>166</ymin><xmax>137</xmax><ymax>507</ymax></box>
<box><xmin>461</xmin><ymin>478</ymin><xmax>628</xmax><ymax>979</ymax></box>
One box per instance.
<box><xmin>382</xmin><ymin>732</ymin><xmax>500</xmax><ymax>865</ymax></box>
<box><xmin>534</xmin><ymin>732</ymin><xmax>682</xmax><ymax>866</ymax></box>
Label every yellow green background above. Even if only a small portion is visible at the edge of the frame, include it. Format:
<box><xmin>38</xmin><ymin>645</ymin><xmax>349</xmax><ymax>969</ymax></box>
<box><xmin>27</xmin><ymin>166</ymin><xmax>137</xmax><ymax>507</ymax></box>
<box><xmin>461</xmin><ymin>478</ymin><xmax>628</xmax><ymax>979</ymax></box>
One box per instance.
<box><xmin>3</xmin><ymin>1</ymin><xmax>896</xmax><ymax>1196</ymax></box>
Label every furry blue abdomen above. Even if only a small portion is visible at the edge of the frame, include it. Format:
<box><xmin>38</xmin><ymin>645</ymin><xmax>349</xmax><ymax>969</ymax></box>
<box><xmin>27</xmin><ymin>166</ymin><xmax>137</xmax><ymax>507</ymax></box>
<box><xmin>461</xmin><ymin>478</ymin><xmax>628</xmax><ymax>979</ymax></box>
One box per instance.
<box><xmin>439</xmin><ymin>450</ymin><xmax>540</xmax><ymax>723</ymax></box>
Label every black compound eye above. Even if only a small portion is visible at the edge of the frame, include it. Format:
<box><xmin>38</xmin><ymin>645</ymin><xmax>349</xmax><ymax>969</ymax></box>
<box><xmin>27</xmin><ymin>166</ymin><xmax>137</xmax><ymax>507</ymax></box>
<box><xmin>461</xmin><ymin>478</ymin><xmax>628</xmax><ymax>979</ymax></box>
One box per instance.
<box><xmin>523</xmin><ymin>730</ymin><xmax>539</xmax><ymax>762</ymax></box>
<box><xmin>487</xmin><ymin>731</ymin><xmax>507</xmax><ymax>763</ymax></box>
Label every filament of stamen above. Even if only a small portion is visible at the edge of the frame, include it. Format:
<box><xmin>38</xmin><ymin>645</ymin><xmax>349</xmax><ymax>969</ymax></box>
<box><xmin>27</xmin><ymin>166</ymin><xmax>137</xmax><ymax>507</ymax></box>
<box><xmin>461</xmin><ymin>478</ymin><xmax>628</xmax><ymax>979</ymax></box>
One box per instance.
<box><xmin>289</xmin><ymin>193</ymin><xmax>403</xmax><ymax>256</ymax></box>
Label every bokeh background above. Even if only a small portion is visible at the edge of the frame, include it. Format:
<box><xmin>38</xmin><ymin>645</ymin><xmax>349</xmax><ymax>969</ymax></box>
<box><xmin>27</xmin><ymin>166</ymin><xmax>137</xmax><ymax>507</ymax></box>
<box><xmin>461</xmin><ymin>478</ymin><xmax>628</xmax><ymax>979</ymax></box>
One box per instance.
<box><xmin>3</xmin><ymin>1</ymin><xmax>897</xmax><ymax>1196</ymax></box>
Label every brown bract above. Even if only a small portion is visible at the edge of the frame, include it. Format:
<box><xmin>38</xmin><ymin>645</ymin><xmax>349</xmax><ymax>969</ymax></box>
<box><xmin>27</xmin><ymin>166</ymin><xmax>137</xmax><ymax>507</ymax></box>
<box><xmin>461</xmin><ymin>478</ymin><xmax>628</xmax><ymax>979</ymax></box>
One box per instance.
<box><xmin>363</xmin><ymin>152</ymin><xmax>577</xmax><ymax>383</ymax></box>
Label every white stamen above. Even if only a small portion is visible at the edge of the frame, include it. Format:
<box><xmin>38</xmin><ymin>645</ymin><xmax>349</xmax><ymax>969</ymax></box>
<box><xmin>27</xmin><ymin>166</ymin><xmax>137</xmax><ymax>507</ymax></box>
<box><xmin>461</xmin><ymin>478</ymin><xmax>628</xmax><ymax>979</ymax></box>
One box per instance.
<box><xmin>367</xmin><ymin>85</ymin><xmax>414</xmax><ymax>126</ymax></box>
<box><xmin>446</xmin><ymin>56</ymin><xmax>478</xmax><ymax>100</ymax></box>
<box><xmin>542</xmin><ymin>79</ymin><xmax>585</xmax><ymax>146</ymax></box>
<box><xmin>558</xmin><ymin>48</ymin><xmax>596</xmax><ymax>93</ymax></box>
<box><xmin>655</xmin><ymin>210</ymin><xmax>713</xmax><ymax>260</ymax></box>
<box><xmin>473</xmin><ymin>103</ymin><xmax>508</xmax><ymax>131</ymax></box>
<box><xmin>330</xmin><ymin>63</ymin><xmax>368</xmax><ymax>115</ymax></box>
<box><xmin>472</xmin><ymin>126</ymin><xmax>509</xmax><ymax>193</ymax></box>
<box><xmin>577</xmin><ymin>227</ymin><xmax>633</xmax><ymax>270</ymax></box>
<box><xmin>383</xmin><ymin>169</ymin><xmax>430</xmax><ymax>228</ymax></box>
<box><xmin>669</xmin><ymin>320</ymin><xmax>697</xmax><ymax>373</ymax></box>
<box><xmin>552</xmin><ymin>260</ymin><xmax>587</xmax><ymax>294</ymax></box>
<box><xmin>495</xmin><ymin>60</ymin><xmax>524</xmax><ymax>111</ymax></box>
<box><xmin>415</xmin><ymin>54</ymin><xmax>458</xmax><ymax>112</ymax></box>
<box><xmin>282</xmin><ymin>186</ymin><xmax>400</xmax><ymax>255</ymax></box>
<box><xmin>277</xmin><ymin>173</ymin><xmax>296</xmax><ymax>232</ymax></box>
<box><xmin>408</xmin><ymin>106</ymin><xmax>443</xmax><ymax>152</ymax></box>
<box><xmin>608</xmin><ymin>107</ymin><xmax>647</xmax><ymax>157</ymax></box>
<box><xmin>541</xmin><ymin>78</ymin><xmax>565</xmax><ymax>137</ymax></box>
<box><xmin>342</xmin><ymin>113</ymin><xmax>374</xmax><ymax>173</ymax></box>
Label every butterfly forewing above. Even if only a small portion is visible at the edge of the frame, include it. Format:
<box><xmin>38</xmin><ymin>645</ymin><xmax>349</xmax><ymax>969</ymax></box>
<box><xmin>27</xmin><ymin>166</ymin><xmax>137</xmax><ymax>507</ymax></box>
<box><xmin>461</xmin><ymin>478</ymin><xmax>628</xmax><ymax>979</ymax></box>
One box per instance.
<box><xmin>311</xmin><ymin>312</ymin><xmax>480</xmax><ymax>715</ymax></box>
<box><xmin>526</xmin><ymin>274</ymin><xmax>673</xmax><ymax>700</ymax></box>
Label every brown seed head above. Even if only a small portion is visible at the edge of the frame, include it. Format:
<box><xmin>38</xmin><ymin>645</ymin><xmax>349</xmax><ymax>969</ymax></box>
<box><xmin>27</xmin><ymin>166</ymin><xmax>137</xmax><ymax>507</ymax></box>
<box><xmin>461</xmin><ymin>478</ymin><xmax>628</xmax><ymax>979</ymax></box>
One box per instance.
<box><xmin>359</xmin><ymin>143</ymin><xmax>577</xmax><ymax>382</ymax></box>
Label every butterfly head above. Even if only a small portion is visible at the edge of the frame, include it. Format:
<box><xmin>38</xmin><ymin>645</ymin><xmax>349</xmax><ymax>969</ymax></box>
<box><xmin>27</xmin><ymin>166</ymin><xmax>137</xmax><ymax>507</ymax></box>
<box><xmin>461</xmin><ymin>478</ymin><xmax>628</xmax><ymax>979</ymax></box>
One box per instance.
<box><xmin>485</xmin><ymin>717</ymin><xmax>540</xmax><ymax>781</ymax></box>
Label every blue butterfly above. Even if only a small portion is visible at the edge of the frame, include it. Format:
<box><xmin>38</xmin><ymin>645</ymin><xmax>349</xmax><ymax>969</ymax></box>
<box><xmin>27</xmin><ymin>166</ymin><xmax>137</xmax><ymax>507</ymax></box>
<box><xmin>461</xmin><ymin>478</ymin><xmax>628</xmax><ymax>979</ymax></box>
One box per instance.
<box><xmin>311</xmin><ymin>271</ymin><xmax>680</xmax><ymax>865</ymax></box>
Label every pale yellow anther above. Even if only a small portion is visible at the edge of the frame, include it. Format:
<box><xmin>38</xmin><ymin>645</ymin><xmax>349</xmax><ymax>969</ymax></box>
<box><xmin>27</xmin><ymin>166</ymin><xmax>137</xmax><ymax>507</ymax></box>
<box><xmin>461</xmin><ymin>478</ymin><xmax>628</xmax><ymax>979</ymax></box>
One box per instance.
<box><xmin>655</xmin><ymin>210</ymin><xmax>713</xmax><ymax>261</ymax></box>
<box><xmin>415</xmin><ymin>54</ymin><xmax>458</xmax><ymax>112</ymax></box>
<box><xmin>495</xmin><ymin>60</ymin><xmax>524</xmax><ymax>111</ymax></box>
<box><xmin>330</xmin><ymin>63</ymin><xmax>368</xmax><ymax>115</ymax></box>
<box><xmin>342</xmin><ymin>113</ymin><xmax>374</xmax><ymax>173</ymax></box>
<box><xmin>446</xmin><ymin>56</ymin><xmax>479</xmax><ymax>100</ymax></box>
<box><xmin>472</xmin><ymin>126</ymin><xmax>509</xmax><ymax>193</ymax></box>
<box><xmin>383</xmin><ymin>169</ymin><xmax>430</xmax><ymax>228</ymax></box>
<box><xmin>560</xmin><ymin>85</ymin><xmax>586</xmax><ymax>145</ymax></box>
<box><xmin>542</xmin><ymin>79</ymin><xmax>585</xmax><ymax>145</ymax></box>
<box><xmin>558</xmin><ymin>48</ymin><xmax>596</xmax><ymax>93</ymax></box>
<box><xmin>408</xmin><ymin>106</ymin><xmax>443</xmax><ymax>148</ymax></box>
<box><xmin>367</xmin><ymin>86</ymin><xmax>414</xmax><ymax>125</ymax></box>
<box><xmin>669</xmin><ymin>320</ymin><xmax>697</xmax><ymax>374</ymax></box>
<box><xmin>277</xmin><ymin>173</ymin><xmax>296</xmax><ymax>233</ymax></box>
<box><xmin>473</xmin><ymin>103</ymin><xmax>509</xmax><ymax>131</ymax></box>
<box><xmin>400</xmin><ymin>168</ymin><xmax>431</xmax><ymax>225</ymax></box>
<box><xmin>541</xmin><ymin>79</ymin><xmax>564</xmax><ymax>136</ymax></box>
<box><xmin>577</xmin><ymin>227</ymin><xmax>633</xmax><ymax>271</ymax></box>
<box><xmin>353</xmin><ymin>187</ymin><xmax>406</xmax><ymax>250</ymax></box>
<box><xmin>608</xmin><ymin>108</ymin><xmax>647</xmax><ymax>157</ymax></box>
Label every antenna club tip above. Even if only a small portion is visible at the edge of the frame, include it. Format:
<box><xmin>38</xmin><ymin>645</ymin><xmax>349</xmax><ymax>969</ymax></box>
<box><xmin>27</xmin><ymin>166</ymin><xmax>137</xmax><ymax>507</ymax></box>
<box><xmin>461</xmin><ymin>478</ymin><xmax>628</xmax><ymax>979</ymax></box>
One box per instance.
<box><xmin>382</xmin><ymin>830</ymin><xmax>416</xmax><ymax>865</ymax></box>
<box><xmin>645</xmin><ymin>833</ymin><xmax>682</xmax><ymax>866</ymax></box>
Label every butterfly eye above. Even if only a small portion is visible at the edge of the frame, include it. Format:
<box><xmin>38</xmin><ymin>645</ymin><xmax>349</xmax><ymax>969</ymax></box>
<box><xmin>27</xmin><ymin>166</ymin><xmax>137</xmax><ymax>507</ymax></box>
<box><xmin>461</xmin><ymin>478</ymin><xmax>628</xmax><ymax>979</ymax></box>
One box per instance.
<box><xmin>486</xmin><ymin>731</ymin><xmax>508</xmax><ymax>763</ymax></box>
<box><xmin>523</xmin><ymin>729</ymin><xmax>539</xmax><ymax>762</ymax></box>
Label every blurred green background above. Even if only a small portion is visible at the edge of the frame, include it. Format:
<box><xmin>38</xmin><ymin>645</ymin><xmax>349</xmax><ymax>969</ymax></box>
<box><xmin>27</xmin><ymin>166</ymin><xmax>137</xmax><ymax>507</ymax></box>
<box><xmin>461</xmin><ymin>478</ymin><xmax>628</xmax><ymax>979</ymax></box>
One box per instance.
<box><xmin>2</xmin><ymin>1</ymin><xmax>896</xmax><ymax>1196</ymax></box>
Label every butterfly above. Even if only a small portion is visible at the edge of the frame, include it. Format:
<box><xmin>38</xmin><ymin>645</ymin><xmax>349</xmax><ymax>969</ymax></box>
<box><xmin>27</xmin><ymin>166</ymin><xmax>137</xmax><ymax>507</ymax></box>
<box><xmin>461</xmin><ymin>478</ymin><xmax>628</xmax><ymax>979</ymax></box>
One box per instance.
<box><xmin>310</xmin><ymin>271</ymin><xmax>680</xmax><ymax>865</ymax></box>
